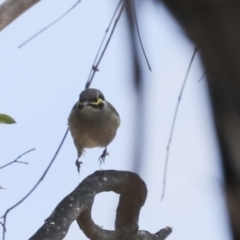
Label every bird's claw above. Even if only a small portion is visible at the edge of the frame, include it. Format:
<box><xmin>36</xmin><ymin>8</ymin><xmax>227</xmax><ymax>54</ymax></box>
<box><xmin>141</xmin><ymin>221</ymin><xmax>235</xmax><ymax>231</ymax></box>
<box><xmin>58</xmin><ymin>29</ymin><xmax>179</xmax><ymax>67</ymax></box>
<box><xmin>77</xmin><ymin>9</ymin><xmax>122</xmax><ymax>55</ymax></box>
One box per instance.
<box><xmin>98</xmin><ymin>149</ymin><xmax>109</xmax><ymax>165</ymax></box>
<box><xmin>75</xmin><ymin>159</ymin><xmax>83</xmax><ymax>173</ymax></box>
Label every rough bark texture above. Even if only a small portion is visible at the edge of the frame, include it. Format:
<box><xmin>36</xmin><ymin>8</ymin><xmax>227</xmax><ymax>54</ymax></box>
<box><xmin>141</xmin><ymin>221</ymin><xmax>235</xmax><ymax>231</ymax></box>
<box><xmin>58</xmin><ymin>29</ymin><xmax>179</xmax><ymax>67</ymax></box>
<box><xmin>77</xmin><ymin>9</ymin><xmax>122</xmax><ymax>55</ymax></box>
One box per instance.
<box><xmin>0</xmin><ymin>0</ymin><xmax>40</xmax><ymax>31</ymax></box>
<box><xmin>159</xmin><ymin>1</ymin><xmax>240</xmax><ymax>239</ymax></box>
<box><xmin>29</xmin><ymin>170</ymin><xmax>172</xmax><ymax>240</ymax></box>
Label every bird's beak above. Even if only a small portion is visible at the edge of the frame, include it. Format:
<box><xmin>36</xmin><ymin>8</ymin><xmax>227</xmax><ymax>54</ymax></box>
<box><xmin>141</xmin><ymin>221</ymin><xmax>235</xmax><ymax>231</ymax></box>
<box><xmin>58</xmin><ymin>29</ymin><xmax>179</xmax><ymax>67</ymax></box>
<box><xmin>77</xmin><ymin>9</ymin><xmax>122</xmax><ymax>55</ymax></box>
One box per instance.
<box><xmin>89</xmin><ymin>98</ymin><xmax>104</xmax><ymax>105</ymax></box>
<box><xmin>79</xmin><ymin>99</ymin><xmax>104</xmax><ymax>107</ymax></box>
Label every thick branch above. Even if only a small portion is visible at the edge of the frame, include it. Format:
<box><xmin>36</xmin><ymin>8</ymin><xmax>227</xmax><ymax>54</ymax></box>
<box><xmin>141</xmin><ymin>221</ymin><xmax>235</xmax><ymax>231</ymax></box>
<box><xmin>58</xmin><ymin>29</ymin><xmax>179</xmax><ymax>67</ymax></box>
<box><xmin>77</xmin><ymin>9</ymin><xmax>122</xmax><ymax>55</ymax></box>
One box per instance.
<box><xmin>29</xmin><ymin>170</ymin><xmax>171</xmax><ymax>240</ymax></box>
<box><xmin>0</xmin><ymin>0</ymin><xmax>40</xmax><ymax>31</ymax></box>
<box><xmin>160</xmin><ymin>1</ymin><xmax>240</xmax><ymax>239</ymax></box>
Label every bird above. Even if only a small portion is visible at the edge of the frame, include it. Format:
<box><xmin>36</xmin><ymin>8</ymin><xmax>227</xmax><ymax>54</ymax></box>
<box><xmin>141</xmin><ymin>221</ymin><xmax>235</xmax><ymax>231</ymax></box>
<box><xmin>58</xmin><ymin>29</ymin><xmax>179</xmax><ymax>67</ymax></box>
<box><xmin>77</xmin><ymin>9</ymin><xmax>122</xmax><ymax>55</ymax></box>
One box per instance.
<box><xmin>68</xmin><ymin>88</ymin><xmax>120</xmax><ymax>172</ymax></box>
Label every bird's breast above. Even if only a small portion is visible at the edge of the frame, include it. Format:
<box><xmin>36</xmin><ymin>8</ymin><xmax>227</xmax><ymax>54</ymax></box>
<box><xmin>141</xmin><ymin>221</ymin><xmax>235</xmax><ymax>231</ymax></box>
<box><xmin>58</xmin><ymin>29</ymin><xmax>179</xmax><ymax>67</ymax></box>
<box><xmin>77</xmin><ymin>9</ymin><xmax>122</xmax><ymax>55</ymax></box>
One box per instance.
<box><xmin>68</xmin><ymin>106</ymin><xmax>120</xmax><ymax>149</ymax></box>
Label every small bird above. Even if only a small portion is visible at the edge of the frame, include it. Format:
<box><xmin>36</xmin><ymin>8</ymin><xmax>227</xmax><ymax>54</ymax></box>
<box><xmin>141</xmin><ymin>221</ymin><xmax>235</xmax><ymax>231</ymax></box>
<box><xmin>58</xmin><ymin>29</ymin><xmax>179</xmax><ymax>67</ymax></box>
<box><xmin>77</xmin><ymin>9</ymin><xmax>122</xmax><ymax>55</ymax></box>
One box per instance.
<box><xmin>68</xmin><ymin>88</ymin><xmax>120</xmax><ymax>172</ymax></box>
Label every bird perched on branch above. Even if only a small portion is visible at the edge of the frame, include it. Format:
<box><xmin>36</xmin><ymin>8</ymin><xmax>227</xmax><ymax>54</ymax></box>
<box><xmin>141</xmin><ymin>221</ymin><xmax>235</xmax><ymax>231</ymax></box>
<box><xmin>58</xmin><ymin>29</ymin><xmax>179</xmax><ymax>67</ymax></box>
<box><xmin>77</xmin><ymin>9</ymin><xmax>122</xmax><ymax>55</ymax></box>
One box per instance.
<box><xmin>68</xmin><ymin>88</ymin><xmax>120</xmax><ymax>172</ymax></box>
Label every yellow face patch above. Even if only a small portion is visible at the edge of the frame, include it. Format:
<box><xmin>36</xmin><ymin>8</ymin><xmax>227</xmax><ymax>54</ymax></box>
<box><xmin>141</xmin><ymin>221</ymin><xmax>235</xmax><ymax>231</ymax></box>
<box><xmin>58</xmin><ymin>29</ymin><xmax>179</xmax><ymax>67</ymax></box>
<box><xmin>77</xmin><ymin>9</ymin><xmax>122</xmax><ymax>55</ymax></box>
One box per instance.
<box><xmin>90</xmin><ymin>98</ymin><xmax>104</xmax><ymax>105</ymax></box>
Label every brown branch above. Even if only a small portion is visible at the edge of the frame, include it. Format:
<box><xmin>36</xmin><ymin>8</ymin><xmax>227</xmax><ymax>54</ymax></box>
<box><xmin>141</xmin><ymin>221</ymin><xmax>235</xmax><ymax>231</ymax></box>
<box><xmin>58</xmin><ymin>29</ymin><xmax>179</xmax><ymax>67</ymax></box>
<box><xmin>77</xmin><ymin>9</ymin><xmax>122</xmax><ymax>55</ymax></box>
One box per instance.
<box><xmin>159</xmin><ymin>1</ymin><xmax>240</xmax><ymax>239</ymax></box>
<box><xmin>29</xmin><ymin>170</ymin><xmax>172</xmax><ymax>240</ymax></box>
<box><xmin>0</xmin><ymin>0</ymin><xmax>40</xmax><ymax>31</ymax></box>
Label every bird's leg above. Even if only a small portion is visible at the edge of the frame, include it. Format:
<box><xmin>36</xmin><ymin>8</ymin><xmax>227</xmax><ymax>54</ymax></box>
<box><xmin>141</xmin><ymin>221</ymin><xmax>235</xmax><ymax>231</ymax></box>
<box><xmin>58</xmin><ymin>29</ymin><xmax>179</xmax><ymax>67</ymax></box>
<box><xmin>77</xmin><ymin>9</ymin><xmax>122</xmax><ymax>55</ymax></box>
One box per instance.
<box><xmin>75</xmin><ymin>152</ymin><xmax>83</xmax><ymax>173</ymax></box>
<box><xmin>98</xmin><ymin>147</ymin><xmax>108</xmax><ymax>167</ymax></box>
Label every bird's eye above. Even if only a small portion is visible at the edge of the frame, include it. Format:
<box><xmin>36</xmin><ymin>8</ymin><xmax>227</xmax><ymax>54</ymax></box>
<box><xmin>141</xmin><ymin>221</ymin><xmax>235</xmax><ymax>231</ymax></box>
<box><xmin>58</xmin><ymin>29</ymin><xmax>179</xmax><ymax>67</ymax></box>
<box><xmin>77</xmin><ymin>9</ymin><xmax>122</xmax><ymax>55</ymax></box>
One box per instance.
<box><xmin>99</xmin><ymin>93</ymin><xmax>105</xmax><ymax>100</ymax></box>
<box><xmin>77</xmin><ymin>102</ymin><xmax>84</xmax><ymax>110</ymax></box>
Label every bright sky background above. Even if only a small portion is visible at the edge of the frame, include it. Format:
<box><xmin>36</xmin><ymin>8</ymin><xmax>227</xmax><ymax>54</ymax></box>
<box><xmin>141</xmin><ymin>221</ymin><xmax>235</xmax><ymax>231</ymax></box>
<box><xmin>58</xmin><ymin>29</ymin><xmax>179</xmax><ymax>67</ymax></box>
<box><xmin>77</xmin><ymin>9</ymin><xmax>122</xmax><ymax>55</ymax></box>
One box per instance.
<box><xmin>0</xmin><ymin>0</ymin><xmax>232</xmax><ymax>239</ymax></box>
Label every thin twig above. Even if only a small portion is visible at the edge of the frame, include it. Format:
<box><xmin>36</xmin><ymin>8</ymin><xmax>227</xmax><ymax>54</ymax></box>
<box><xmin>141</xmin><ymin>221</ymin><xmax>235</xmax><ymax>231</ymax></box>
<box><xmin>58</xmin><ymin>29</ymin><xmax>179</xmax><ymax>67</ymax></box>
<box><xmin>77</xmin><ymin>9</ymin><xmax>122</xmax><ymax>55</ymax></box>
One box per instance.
<box><xmin>85</xmin><ymin>1</ymin><xmax>124</xmax><ymax>89</ymax></box>
<box><xmin>132</xmin><ymin>0</ymin><xmax>152</xmax><ymax>71</ymax></box>
<box><xmin>0</xmin><ymin>223</ymin><xmax>5</xmax><ymax>234</ymax></box>
<box><xmin>198</xmin><ymin>73</ymin><xmax>205</xmax><ymax>82</ymax></box>
<box><xmin>18</xmin><ymin>1</ymin><xmax>81</xmax><ymax>48</ymax></box>
<box><xmin>86</xmin><ymin>0</ymin><xmax>123</xmax><ymax>88</ymax></box>
<box><xmin>161</xmin><ymin>47</ymin><xmax>198</xmax><ymax>200</ymax></box>
<box><xmin>0</xmin><ymin>148</ymin><xmax>35</xmax><ymax>170</ymax></box>
<box><xmin>1</xmin><ymin>128</ymin><xmax>69</xmax><ymax>240</ymax></box>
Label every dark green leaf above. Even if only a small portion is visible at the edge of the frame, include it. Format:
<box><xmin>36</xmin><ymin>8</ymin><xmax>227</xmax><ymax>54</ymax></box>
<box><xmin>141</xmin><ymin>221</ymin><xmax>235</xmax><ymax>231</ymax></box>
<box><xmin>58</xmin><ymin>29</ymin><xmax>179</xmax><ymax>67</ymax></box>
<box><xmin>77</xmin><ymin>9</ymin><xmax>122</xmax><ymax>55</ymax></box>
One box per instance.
<box><xmin>0</xmin><ymin>114</ymin><xmax>16</xmax><ymax>124</ymax></box>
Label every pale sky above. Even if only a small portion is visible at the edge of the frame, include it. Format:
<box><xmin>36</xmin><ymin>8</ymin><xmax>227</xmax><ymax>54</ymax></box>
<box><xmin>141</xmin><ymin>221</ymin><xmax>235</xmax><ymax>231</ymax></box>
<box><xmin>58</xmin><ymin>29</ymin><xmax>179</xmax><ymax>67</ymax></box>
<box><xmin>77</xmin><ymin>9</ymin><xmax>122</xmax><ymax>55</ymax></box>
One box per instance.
<box><xmin>1</xmin><ymin>0</ymin><xmax>231</xmax><ymax>239</ymax></box>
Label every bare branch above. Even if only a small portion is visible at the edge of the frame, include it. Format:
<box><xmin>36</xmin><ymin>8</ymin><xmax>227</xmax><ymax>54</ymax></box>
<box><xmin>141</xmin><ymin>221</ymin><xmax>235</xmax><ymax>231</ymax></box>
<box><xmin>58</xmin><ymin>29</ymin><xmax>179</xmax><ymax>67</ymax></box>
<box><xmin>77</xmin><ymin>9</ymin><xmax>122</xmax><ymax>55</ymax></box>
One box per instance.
<box><xmin>0</xmin><ymin>0</ymin><xmax>40</xmax><ymax>31</ymax></box>
<box><xmin>1</xmin><ymin>129</ymin><xmax>69</xmax><ymax>240</ymax></box>
<box><xmin>198</xmin><ymin>73</ymin><xmax>205</xmax><ymax>83</ymax></box>
<box><xmin>18</xmin><ymin>0</ymin><xmax>81</xmax><ymax>48</ymax></box>
<box><xmin>0</xmin><ymin>223</ymin><xmax>5</xmax><ymax>234</ymax></box>
<box><xmin>0</xmin><ymin>148</ymin><xmax>35</xmax><ymax>170</ymax></box>
<box><xmin>29</xmin><ymin>170</ymin><xmax>172</xmax><ymax>240</ymax></box>
<box><xmin>85</xmin><ymin>0</ymin><xmax>123</xmax><ymax>89</ymax></box>
<box><xmin>85</xmin><ymin>1</ymin><xmax>124</xmax><ymax>89</ymax></box>
<box><xmin>161</xmin><ymin>47</ymin><xmax>198</xmax><ymax>200</ymax></box>
<box><xmin>132</xmin><ymin>0</ymin><xmax>152</xmax><ymax>72</ymax></box>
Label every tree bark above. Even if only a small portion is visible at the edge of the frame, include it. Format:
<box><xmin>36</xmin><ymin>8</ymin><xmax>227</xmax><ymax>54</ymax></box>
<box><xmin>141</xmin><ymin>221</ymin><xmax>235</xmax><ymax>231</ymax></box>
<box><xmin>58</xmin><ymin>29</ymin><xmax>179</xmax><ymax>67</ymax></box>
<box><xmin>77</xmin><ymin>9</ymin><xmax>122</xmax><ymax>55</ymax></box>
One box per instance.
<box><xmin>0</xmin><ymin>0</ymin><xmax>40</xmax><ymax>31</ymax></box>
<box><xmin>29</xmin><ymin>170</ymin><xmax>172</xmax><ymax>240</ymax></box>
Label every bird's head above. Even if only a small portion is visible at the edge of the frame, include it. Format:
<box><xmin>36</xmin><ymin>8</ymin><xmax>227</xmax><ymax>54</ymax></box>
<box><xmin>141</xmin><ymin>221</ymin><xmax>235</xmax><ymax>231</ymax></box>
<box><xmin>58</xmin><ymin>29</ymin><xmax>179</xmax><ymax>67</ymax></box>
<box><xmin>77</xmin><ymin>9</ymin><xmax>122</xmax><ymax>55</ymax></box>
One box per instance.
<box><xmin>78</xmin><ymin>88</ymin><xmax>105</xmax><ymax>109</ymax></box>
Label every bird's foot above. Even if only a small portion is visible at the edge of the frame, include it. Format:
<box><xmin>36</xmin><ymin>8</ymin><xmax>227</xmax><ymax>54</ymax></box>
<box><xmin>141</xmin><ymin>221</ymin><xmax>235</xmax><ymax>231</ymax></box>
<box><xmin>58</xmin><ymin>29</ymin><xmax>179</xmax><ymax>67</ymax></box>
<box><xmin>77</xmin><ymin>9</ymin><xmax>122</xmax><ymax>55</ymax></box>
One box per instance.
<box><xmin>98</xmin><ymin>148</ymin><xmax>109</xmax><ymax>167</ymax></box>
<box><xmin>75</xmin><ymin>159</ymin><xmax>83</xmax><ymax>173</ymax></box>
